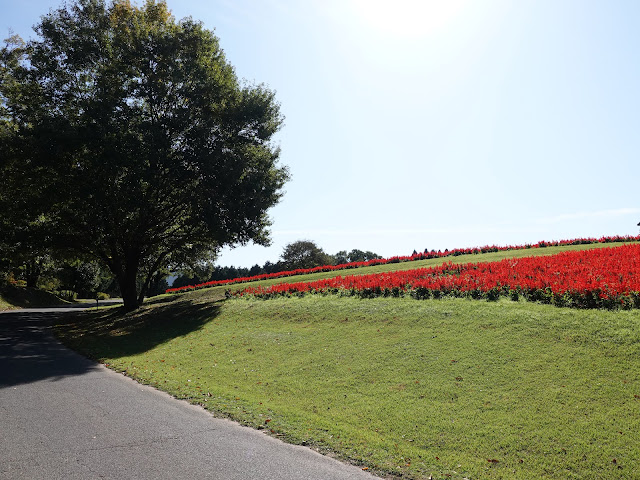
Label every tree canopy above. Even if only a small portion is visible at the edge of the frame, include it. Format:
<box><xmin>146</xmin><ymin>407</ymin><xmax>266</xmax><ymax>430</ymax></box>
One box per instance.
<box><xmin>0</xmin><ymin>0</ymin><xmax>289</xmax><ymax>310</ymax></box>
<box><xmin>334</xmin><ymin>249</ymin><xmax>381</xmax><ymax>264</ymax></box>
<box><xmin>280</xmin><ymin>240</ymin><xmax>333</xmax><ymax>270</ymax></box>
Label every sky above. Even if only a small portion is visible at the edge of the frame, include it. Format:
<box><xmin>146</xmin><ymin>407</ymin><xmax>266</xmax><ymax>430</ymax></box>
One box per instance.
<box><xmin>3</xmin><ymin>0</ymin><xmax>640</xmax><ymax>268</ymax></box>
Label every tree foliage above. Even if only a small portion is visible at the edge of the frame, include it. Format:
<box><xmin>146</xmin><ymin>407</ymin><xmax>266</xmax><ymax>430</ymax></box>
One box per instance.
<box><xmin>0</xmin><ymin>0</ymin><xmax>288</xmax><ymax>309</ymax></box>
<box><xmin>334</xmin><ymin>249</ymin><xmax>381</xmax><ymax>264</ymax></box>
<box><xmin>280</xmin><ymin>240</ymin><xmax>333</xmax><ymax>270</ymax></box>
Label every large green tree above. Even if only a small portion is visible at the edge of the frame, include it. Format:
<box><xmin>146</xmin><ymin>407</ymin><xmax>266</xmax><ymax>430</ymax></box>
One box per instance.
<box><xmin>0</xmin><ymin>0</ymin><xmax>289</xmax><ymax>310</ymax></box>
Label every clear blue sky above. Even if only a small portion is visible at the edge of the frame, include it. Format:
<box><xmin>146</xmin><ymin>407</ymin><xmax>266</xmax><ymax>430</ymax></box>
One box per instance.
<box><xmin>3</xmin><ymin>0</ymin><xmax>640</xmax><ymax>268</ymax></box>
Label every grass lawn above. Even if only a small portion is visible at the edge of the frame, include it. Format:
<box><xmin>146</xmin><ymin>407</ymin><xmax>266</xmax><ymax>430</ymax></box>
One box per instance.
<box><xmin>0</xmin><ymin>296</ymin><xmax>15</xmax><ymax>310</ymax></box>
<box><xmin>0</xmin><ymin>285</ymin><xmax>69</xmax><ymax>310</ymax></box>
<box><xmin>56</xmin><ymin>288</ymin><xmax>640</xmax><ymax>479</ymax></box>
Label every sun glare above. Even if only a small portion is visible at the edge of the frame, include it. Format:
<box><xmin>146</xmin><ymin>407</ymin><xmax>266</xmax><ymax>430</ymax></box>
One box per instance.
<box><xmin>351</xmin><ymin>0</ymin><xmax>467</xmax><ymax>39</ymax></box>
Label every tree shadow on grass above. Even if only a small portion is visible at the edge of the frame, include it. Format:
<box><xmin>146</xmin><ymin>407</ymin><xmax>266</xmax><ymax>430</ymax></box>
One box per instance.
<box><xmin>55</xmin><ymin>293</ymin><xmax>224</xmax><ymax>361</ymax></box>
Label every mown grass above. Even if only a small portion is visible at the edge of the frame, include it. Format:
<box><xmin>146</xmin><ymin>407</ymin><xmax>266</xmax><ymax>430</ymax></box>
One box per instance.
<box><xmin>57</xmin><ymin>261</ymin><xmax>640</xmax><ymax>479</ymax></box>
<box><xmin>0</xmin><ymin>296</ymin><xmax>14</xmax><ymax>310</ymax></box>
<box><xmin>0</xmin><ymin>284</ymin><xmax>69</xmax><ymax>310</ymax></box>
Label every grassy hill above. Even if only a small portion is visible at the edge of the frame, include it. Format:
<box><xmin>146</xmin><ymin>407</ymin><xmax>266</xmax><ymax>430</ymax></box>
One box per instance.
<box><xmin>55</xmin><ymin>241</ymin><xmax>640</xmax><ymax>480</ymax></box>
<box><xmin>0</xmin><ymin>284</ymin><xmax>70</xmax><ymax>310</ymax></box>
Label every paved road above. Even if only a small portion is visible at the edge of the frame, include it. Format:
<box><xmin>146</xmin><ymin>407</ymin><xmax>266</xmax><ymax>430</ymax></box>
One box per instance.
<box><xmin>0</xmin><ymin>306</ymin><xmax>380</xmax><ymax>480</ymax></box>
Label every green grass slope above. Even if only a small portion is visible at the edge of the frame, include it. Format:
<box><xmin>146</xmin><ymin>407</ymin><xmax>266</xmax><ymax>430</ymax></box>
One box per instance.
<box><xmin>0</xmin><ymin>285</ymin><xmax>69</xmax><ymax>310</ymax></box>
<box><xmin>55</xmin><ymin>242</ymin><xmax>640</xmax><ymax>479</ymax></box>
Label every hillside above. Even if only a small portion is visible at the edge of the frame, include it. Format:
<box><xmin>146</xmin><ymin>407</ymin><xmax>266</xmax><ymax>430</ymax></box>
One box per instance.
<box><xmin>167</xmin><ymin>238</ymin><xmax>638</xmax><ymax>295</ymax></box>
<box><xmin>0</xmin><ymin>285</ymin><xmax>70</xmax><ymax>310</ymax></box>
<box><xmin>55</xmin><ymin>240</ymin><xmax>640</xmax><ymax>480</ymax></box>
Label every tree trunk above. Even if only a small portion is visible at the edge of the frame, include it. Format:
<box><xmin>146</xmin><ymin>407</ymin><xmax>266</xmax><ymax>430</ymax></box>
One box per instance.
<box><xmin>119</xmin><ymin>268</ymin><xmax>139</xmax><ymax>311</ymax></box>
<box><xmin>117</xmin><ymin>252</ymin><xmax>141</xmax><ymax>311</ymax></box>
<box><xmin>25</xmin><ymin>259</ymin><xmax>41</xmax><ymax>289</ymax></box>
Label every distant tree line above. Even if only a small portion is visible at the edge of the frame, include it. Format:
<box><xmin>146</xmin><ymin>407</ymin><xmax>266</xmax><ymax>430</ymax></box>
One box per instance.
<box><xmin>0</xmin><ymin>255</ymin><xmax>169</xmax><ymax>300</ymax></box>
<box><xmin>0</xmin><ymin>238</ymin><xmax>378</xmax><ymax>299</ymax></box>
<box><xmin>171</xmin><ymin>240</ymin><xmax>381</xmax><ymax>288</ymax></box>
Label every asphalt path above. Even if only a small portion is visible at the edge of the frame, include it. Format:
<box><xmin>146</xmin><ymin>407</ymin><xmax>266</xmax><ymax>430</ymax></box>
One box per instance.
<box><xmin>0</xmin><ymin>304</ymin><xmax>381</xmax><ymax>480</ymax></box>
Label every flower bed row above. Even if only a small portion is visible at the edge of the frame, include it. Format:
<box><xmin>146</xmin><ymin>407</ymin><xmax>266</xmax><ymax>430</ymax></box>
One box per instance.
<box><xmin>165</xmin><ymin>234</ymin><xmax>640</xmax><ymax>295</ymax></box>
<box><xmin>235</xmin><ymin>244</ymin><xmax>640</xmax><ymax>310</ymax></box>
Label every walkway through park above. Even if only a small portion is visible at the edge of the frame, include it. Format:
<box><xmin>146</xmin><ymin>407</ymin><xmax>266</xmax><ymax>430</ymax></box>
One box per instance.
<box><xmin>0</xmin><ymin>304</ymin><xmax>379</xmax><ymax>479</ymax></box>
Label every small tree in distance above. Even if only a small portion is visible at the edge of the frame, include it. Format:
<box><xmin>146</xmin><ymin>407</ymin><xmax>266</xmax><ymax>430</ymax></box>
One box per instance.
<box><xmin>280</xmin><ymin>240</ymin><xmax>334</xmax><ymax>270</ymax></box>
<box><xmin>334</xmin><ymin>249</ymin><xmax>381</xmax><ymax>264</ymax></box>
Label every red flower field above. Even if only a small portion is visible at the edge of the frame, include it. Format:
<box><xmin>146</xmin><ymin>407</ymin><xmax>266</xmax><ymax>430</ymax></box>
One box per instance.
<box><xmin>166</xmin><ymin>234</ymin><xmax>640</xmax><ymax>294</ymax></box>
<box><xmin>236</xmin><ymin>243</ymin><xmax>640</xmax><ymax>309</ymax></box>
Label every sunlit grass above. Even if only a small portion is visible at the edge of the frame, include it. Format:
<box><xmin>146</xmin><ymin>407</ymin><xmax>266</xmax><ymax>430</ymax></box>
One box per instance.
<box><xmin>57</xmin><ymin>289</ymin><xmax>640</xmax><ymax>479</ymax></box>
